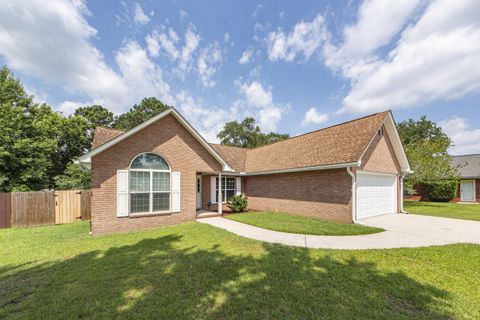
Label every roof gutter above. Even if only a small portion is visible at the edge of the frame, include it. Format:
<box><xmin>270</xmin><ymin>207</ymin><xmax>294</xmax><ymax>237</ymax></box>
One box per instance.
<box><xmin>241</xmin><ymin>162</ymin><xmax>359</xmax><ymax>176</ymax></box>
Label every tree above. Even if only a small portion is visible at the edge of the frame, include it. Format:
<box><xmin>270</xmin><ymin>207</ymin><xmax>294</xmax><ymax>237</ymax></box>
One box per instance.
<box><xmin>217</xmin><ymin>117</ymin><xmax>289</xmax><ymax>148</ymax></box>
<box><xmin>55</xmin><ymin>162</ymin><xmax>90</xmax><ymax>190</ymax></box>
<box><xmin>113</xmin><ymin>97</ymin><xmax>170</xmax><ymax>131</ymax></box>
<box><xmin>74</xmin><ymin>104</ymin><xmax>114</xmax><ymax>149</ymax></box>
<box><xmin>0</xmin><ymin>66</ymin><xmax>59</xmax><ymax>191</ymax></box>
<box><xmin>397</xmin><ymin>116</ymin><xmax>459</xmax><ymax>194</ymax></box>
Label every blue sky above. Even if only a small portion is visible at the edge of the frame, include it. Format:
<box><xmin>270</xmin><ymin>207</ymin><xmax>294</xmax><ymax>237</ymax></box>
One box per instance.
<box><xmin>1</xmin><ymin>0</ymin><xmax>479</xmax><ymax>154</ymax></box>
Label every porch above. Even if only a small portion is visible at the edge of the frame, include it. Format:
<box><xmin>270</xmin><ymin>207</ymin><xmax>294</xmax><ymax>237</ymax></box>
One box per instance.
<box><xmin>195</xmin><ymin>172</ymin><xmax>242</xmax><ymax>217</ymax></box>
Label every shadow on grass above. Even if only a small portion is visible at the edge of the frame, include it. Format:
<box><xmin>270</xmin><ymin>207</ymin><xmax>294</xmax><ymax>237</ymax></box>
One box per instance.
<box><xmin>0</xmin><ymin>234</ymin><xmax>452</xmax><ymax>319</ymax></box>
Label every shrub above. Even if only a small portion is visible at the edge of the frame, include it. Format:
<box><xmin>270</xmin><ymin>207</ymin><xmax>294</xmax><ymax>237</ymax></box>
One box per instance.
<box><xmin>424</xmin><ymin>180</ymin><xmax>458</xmax><ymax>202</ymax></box>
<box><xmin>227</xmin><ymin>194</ymin><xmax>248</xmax><ymax>212</ymax></box>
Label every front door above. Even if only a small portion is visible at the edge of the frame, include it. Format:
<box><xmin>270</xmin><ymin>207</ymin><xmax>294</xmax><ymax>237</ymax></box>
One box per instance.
<box><xmin>196</xmin><ymin>175</ymin><xmax>202</xmax><ymax>209</ymax></box>
<box><xmin>460</xmin><ymin>180</ymin><xmax>475</xmax><ymax>202</ymax></box>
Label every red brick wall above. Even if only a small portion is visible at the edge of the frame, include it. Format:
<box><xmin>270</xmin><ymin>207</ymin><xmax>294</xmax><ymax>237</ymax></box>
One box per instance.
<box><xmin>243</xmin><ymin>169</ymin><xmax>353</xmax><ymax>223</ymax></box>
<box><xmin>477</xmin><ymin>179</ymin><xmax>480</xmax><ymax>203</ymax></box>
<box><xmin>90</xmin><ymin>114</ymin><xmax>222</xmax><ymax>235</ymax></box>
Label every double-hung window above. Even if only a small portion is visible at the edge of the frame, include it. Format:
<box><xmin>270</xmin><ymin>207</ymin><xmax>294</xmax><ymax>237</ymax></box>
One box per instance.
<box><xmin>129</xmin><ymin>153</ymin><xmax>170</xmax><ymax>213</ymax></box>
<box><xmin>215</xmin><ymin>177</ymin><xmax>236</xmax><ymax>203</ymax></box>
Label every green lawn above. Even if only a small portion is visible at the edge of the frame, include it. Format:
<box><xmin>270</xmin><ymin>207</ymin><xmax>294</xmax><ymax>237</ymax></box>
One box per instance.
<box><xmin>225</xmin><ymin>211</ymin><xmax>383</xmax><ymax>235</ymax></box>
<box><xmin>1</xmin><ymin>223</ymin><xmax>479</xmax><ymax>319</ymax></box>
<box><xmin>405</xmin><ymin>201</ymin><xmax>480</xmax><ymax>221</ymax></box>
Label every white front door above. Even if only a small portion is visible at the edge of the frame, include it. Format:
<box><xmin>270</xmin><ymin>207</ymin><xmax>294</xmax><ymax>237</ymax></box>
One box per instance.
<box><xmin>196</xmin><ymin>175</ymin><xmax>202</xmax><ymax>209</ymax></box>
<box><xmin>356</xmin><ymin>172</ymin><xmax>397</xmax><ymax>219</ymax></box>
<box><xmin>460</xmin><ymin>180</ymin><xmax>475</xmax><ymax>202</ymax></box>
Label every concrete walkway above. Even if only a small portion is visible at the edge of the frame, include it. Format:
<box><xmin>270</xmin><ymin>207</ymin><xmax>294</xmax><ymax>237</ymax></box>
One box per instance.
<box><xmin>197</xmin><ymin>213</ymin><xmax>480</xmax><ymax>250</ymax></box>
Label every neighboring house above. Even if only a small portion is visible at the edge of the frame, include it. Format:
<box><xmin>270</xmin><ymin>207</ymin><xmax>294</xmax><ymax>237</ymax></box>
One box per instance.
<box><xmin>451</xmin><ymin>154</ymin><xmax>480</xmax><ymax>203</ymax></box>
<box><xmin>78</xmin><ymin>108</ymin><xmax>410</xmax><ymax>235</ymax></box>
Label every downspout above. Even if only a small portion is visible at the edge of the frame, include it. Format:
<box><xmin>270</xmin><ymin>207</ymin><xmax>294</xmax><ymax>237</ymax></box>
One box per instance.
<box><xmin>400</xmin><ymin>174</ymin><xmax>406</xmax><ymax>213</ymax></box>
<box><xmin>347</xmin><ymin>167</ymin><xmax>358</xmax><ymax>223</ymax></box>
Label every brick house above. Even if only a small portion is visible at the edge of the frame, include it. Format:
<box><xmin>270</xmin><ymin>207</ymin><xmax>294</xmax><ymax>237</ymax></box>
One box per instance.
<box><xmin>451</xmin><ymin>154</ymin><xmax>480</xmax><ymax>202</ymax></box>
<box><xmin>411</xmin><ymin>155</ymin><xmax>480</xmax><ymax>203</ymax></box>
<box><xmin>78</xmin><ymin>108</ymin><xmax>410</xmax><ymax>235</ymax></box>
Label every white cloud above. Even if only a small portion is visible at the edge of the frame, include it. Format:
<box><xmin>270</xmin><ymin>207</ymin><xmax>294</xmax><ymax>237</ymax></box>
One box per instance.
<box><xmin>133</xmin><ymin>2</ymin><xmax>150</xmax><ymax>25</ymax></box>
<box><xmin>323</xmin><ymin>0</ymin><xmax>480</xmax><ymax>114</ymax></box>
<box><xmin>175</xmin><ymin>91</ymin><xmax>231</xmax><ymax>142</ymax></box>
<box><xmin>115</xmin><ymin>40</ymin><xmax>174</xmax><ymax>105</ymax></box>
<box><xmin>238</xmin><ymin>47</ymin><xmax>254</xmax><ymax>64</ymax></box>
<box><xmin>236</xmin><ymin>81</ymin><xmax>287</xmax><ymax>132</ymax></box>
<box><xmin>258</xmin><ymin>107</ymin><xmax>283</xmax><ymax>132</ymax></box>
<box><xmin>176</xmin><ymin>27</ymin><xmax>200</xmax><ymax>76</ymax></box>
<box><xmin>224</xmin><ymin>32</ymin><xmax>230</xmax><ymax>42</ymax></box>
<box><xmin>57</xmin><ymin>100</ymin><xmax>89</xmax><ymax>115</ymax></box>
<box><xmin>146</xmin><ymin>28</ymin><xmax>180</xmax><ymax>59</ymax></box>
<box><xmin>302</xmin><ymin>107</ymin><xmax>329</xmax><ymax>126</ymax></box>
<box><xmin>197</xmin><ymin>42</ymin><xmax>222</xmax><ymax>88</ymax></box>
<box><xmin>240</xmin><ymin>81</ymin><xmax>273</xmax><ymax>108</ymax></box>
<box><xmin>324</xmin><ymin>0</ymin><xmax>420</xmax><ymax>78</ymax></box>
<box><xmin>266</xmin><ymin>14</ymin><xmax>327</xmax><ymax>62</ymax></box>
<box><xmin>179</xmin><ymin>9</ymin><xmax>188</xmax><ymax>21</ymax></box>
<box><xmin>439</xmin><ymin>117</ymin><xmax>480</xmax><ymax>155</ymax></box>
<box><xmin>145</xmin><ymin>23</ymin><xmax>224</xmax><ymax>87</ymax></box>
<box><xmin>0</xmin><ymin>0</ymin><xmax>173</xmax><ymax>113</ymax></box>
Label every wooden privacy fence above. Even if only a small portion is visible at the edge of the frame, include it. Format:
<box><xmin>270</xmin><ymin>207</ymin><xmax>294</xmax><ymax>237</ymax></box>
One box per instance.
<box><xmin>0</xmin><ymin>190</ymin><xmax>91</xmax><ymax>229</ymax></box>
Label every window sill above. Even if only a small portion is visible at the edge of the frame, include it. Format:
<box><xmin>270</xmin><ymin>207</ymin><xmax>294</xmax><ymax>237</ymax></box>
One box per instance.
<box><xmin>128</xmin><ymin>211</ymin><xmax>180</xmax><ymax>218</ymax></box>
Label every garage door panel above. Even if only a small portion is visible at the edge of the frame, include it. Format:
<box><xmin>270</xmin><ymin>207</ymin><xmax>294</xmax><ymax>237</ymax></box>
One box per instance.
<box><xmin>357</xmin><ymin>173</ymin><xmax>397</xmax><ymax>219</ymax></box>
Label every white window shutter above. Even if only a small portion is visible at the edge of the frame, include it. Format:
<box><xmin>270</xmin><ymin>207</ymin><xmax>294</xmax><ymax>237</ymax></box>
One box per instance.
<box><xmin>117</xmin><ymin>170</ymin><xmax>129</xmax><ymax>217</ymax></box>
<box><xmin>210</xmin><ymin>176</ymin><xmax>216</xmax><ymax>203</ymax></box>
<box><xmin>171</xmin><ymin>172</ymin><xmax>181</xmax><ymax>212</ymax></box>
<box><xmin>236</xmin><ymin>177</ymin><xmax>242</xmax><ymax>195</ymax></box>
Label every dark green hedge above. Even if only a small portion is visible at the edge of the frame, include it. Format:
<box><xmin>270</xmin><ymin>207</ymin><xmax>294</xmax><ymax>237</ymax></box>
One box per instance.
<box><xmin>424</xmin><ymin>180</ymin><xmax>458</xmax><ymax>202</ymax></box>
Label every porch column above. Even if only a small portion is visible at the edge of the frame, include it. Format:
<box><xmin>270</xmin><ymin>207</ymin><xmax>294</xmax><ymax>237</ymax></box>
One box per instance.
<box><xmin>218</xmin><ymin>172</ymin><xmax>223</xmax><ymax>214</ymax></box>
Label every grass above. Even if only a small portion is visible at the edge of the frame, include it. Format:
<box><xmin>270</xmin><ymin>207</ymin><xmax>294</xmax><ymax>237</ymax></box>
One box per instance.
<box><xmin>1</xmin><ymin>222</ymin><xmax>479</xmax><ymax>319</ymax></box>
<box><xmin>225</xmin><ymin>211</ymin><xmax>384</xmax><ymax>235</ymax></box>
<box><xmin>405</xmin><ymin>200</ymin><xmax>480</xmax><ymax>221</ymax></box>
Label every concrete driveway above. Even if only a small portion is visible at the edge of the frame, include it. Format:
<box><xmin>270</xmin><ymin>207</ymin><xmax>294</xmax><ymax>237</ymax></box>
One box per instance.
<box><xmin>198</xmin><ymin>213</ymin><xmax>480</xmax><ymax>250</ymax></box>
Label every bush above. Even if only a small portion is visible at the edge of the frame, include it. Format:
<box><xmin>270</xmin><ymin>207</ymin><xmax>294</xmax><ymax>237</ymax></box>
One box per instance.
<box><xmin>424</xmin><ymin>180</ymin><xmax>458</xmax><ymax>202</ymax></box>
<box><xmin>227</xmin><ymin>194</ymin><xmax>248</xmax><ymax>212</ymax></box>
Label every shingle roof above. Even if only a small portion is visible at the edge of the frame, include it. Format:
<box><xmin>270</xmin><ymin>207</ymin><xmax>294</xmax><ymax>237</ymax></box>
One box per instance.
<box><xmin>90</xmin><ymin>111</ymin><xmax>390</xmax><ymax>173</ymax></box>
<box><xmin>243</xmin><ymin>111</ymin><xmax>389</xmax><ymax>172</ymax></box>
<box><xmin>210</xmin><ymin>144</ymin><xmax>247</xmax><ymax>172</ymax></box>
<box><xmin>91</xmin><ymin>127</ymin><xmax>124</xmax><ymax>149</ymax></box>
<box><xmin>450</xmin><ymin>154</ymin><xmax>480</xmax><ymax>178</ymax></box>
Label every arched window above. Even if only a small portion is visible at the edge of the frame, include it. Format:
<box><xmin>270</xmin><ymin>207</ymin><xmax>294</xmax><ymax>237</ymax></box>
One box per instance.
<box><xmin>129</xmin><ymin>153</ymin><xmax>170</xmax><ymax>213</ymax></box>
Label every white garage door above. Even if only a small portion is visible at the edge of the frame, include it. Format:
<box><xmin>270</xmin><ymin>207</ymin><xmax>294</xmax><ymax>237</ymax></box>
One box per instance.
<box><xmin>357</xmin><ymin>173</ymin><xmax>397</xmax><ymax>219</ymax></box>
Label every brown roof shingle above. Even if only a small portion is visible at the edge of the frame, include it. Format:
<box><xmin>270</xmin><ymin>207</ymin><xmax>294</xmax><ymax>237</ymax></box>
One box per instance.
<box><xmin>90</xmin><ymin>111</ymin><xmax>389</xmax><ymax>173</ymax></box>
<box><xmin>244</xmin><ymin>111</ymin><xmax>389</xmax><ymax>173</ymax></box>
<box><xmin>91</xmin><ymin>127</ymin><xmax>124</xmax><ymax>149</ymax></box>
<box><xmin>210</xmin><ymin>144</ymin><xmax>247</xmax><ymax>172</ymax></box>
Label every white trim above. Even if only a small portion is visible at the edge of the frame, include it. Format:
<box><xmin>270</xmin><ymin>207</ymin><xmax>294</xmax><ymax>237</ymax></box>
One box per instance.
<box><xmin>243</xmin><ymin>162</ymin><xmax>359</xmax><ymax>176</ymax></box>
<box><xmin>78</xmin><ymin>108</ymin><xmax>233</xmax><ymax>172</ymax></box>
<box><xmin>400</xmin><ymin>174</ymin><xmax>405</xmax><ymax>212</ymax></box>
<box><xmin>460</xmin><ymin>180</ymin><xmax>476</xmax><ymax>202</ymax></box>
<box><xmin>356</xmin><ymin>170</ymin><xmax>398</xmax><ymax>177</ymax></box>
<box><xmin>129</xmin><ymin>152</ymin><xmax>171</xmax><ymax>171</ymax></box>
<box><xmin>235</xmin><ymin>177</ymin><xmax>242</xmax><ymax>196</ymax></box>
<box><xmin>218</xmin><ymin>173</ymin><xmax>222</xmax><ymax>214</ymax></box>
<box><xmin>383</xmin><ymin>113</ymin><xmax>411</xmax><ymax>173</ymax></box>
